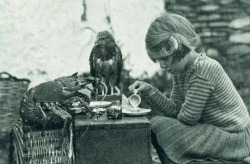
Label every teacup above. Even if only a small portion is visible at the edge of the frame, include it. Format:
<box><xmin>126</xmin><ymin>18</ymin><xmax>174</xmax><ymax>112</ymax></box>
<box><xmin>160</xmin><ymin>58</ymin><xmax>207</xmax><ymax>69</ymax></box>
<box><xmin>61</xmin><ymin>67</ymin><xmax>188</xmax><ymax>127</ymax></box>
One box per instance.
<box><xmin>128</xmin><ymin>89</ymin><xmax>141</xmax><ymax>111</ymax></box>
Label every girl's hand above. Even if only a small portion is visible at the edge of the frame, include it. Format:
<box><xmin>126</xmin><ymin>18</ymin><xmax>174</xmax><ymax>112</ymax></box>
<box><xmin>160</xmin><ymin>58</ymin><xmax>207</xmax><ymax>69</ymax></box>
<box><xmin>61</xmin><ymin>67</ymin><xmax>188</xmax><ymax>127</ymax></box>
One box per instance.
<box><xmin>128</xmin><ymin>80</ymin><xmax>156</xmax><ymax>96</ymax></box>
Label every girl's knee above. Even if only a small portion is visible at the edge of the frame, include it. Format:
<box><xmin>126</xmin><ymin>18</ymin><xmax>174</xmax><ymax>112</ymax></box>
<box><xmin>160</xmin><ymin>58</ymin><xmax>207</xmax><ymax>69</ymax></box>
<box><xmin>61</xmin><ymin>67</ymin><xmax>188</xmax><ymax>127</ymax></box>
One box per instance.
<box><xmin>151</xmin><ymin>116</ymin><xmax>164</xmax><ymax>128</ymax></box>
<box><xmin>151</xmin><ymin>116</ymin><xmax>171</xmax><ymax>130</ymax></box>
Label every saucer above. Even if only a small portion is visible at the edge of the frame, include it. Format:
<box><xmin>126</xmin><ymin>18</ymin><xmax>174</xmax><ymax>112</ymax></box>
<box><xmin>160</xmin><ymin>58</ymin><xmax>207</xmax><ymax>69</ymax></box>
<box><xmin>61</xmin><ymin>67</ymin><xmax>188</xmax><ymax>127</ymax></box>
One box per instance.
<box><xmin>89</xmin><ymin>101</ymin><xmax>112</xmax><ymax>108</ymax></box>
<box><xmin>71</xmin><ymin>107</ymin><xmax>83</xmax><ymax>114</ymax></box>
<box><xmin>122</xmin><ymin>107</ymin><xmax>151</xmax><ymax>116</ymax></box>
<box><xmin>92</xmin><ymin>108</ymin><xmax>106</xmax><ymax>113</ymax></box>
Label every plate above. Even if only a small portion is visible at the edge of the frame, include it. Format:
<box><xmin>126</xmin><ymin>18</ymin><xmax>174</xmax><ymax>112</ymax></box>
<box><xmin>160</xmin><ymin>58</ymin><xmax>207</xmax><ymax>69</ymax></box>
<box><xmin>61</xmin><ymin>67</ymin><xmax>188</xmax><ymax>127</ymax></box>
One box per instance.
<box><xmin>122</xmin><ymin>107</ymin><xmax>151</xmax><ymax>116</ymax></box>
<box><xmin>89</xmin><ymin>101</ymin><xmax>112</xmax><ymax>108</ymax></box>
<box><xmin>71</xmin><ymin>107</ymin><xmax>83</xmax><ymax>114</ymax></box>
<box><xmin>92</xmin><ymin>108</ymin><xmax>106</xmax><ymax>113</ymax></box>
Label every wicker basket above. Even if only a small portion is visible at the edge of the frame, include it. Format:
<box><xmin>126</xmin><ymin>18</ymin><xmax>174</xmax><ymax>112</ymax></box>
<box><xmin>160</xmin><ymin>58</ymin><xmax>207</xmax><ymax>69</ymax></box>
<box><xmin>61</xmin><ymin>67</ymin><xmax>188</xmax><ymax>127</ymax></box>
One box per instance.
<box><xmin>0</xmin><ymin>72</ymin><xmax>30</xmax><ymax>162</ymax></box>
<box><xmin>0</xmin><ymin>72</ymin><xmax>30</xmax><ymax>114</ymax></box>
<box><xmin>9</xmin><ymin>120</ymin><xmax>74</xmax><ymax>164</ymax></box>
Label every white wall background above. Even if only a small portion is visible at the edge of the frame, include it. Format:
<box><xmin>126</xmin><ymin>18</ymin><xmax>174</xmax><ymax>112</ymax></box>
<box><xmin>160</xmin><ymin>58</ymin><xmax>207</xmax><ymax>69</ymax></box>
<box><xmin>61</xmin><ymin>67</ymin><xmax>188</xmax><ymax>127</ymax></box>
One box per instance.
<box><xmin>0</xmin><ymin>0</ymin><xmax>164</xmax><ymax>88</ymax></box>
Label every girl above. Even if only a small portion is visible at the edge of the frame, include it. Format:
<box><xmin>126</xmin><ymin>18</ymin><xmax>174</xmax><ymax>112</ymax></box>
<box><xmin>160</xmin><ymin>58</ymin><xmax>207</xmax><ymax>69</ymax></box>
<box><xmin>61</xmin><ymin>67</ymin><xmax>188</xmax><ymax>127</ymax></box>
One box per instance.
<box><xmin>129</xmin><ymin>12</ymin><xmax>250</xmax><ymax>164</ymax></box>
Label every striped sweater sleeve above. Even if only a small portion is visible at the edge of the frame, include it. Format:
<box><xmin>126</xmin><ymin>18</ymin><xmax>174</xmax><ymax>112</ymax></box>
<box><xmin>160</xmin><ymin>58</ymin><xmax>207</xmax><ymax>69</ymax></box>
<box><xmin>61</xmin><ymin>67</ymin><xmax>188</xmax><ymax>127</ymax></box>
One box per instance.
<box><xmin>170</xmin><ymin>75</ymin><xmax>185</xmax><ymax>109</ymax></box>
<box><xmin>146</xmin><ymin>74</ymin><xmax>214</xmax><ymax>125</ymax></box>
<box><xmin>145</xmin><ymin>90</ymin><xmax>179</xmax><ymax>117</ymax></box>
<box><xmin>177</xmin><ymin>75</ymin><xmax>214</xmax><ymax>125</ymax></box>
<box><xmin>145</xmin><ymin>76</ymin><xmax>184</xmax><ymax>118</ymax></box>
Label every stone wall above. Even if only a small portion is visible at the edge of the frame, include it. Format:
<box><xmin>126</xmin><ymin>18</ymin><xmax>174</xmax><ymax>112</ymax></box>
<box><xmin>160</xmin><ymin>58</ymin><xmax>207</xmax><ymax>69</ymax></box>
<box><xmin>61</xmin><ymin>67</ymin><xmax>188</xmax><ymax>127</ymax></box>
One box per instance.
<box><xmin>165</xmin><ymin>0</ymin><xmax>250</xmax><ymax>109</ymax></box>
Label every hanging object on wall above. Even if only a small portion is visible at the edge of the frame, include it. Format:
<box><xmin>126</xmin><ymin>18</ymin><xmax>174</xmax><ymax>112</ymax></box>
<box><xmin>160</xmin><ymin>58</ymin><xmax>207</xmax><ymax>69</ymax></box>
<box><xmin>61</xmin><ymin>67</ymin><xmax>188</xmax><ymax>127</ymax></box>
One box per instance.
<box><xmin>81</xmin><ymin>0</ymin><xmax>87</xmax><ymax>21</ymax></box>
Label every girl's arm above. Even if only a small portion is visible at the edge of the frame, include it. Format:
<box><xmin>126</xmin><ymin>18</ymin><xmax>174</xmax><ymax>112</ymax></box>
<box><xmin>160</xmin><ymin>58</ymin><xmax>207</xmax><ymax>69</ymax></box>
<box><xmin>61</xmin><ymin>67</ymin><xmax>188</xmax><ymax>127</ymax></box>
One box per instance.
<box><xmin>145</xmin><ymin>75</ymin><xmax>214</xmax><ymax>125</ymax></box>
<box><xmin>145</xmin><ymin>76</ymin><xmax>184</xmax><ymax>118</ymax></box>
<box><xmin>177</xmin><ymin>75</ymin><xmax>214</xmax><ymax>125</ymax></box>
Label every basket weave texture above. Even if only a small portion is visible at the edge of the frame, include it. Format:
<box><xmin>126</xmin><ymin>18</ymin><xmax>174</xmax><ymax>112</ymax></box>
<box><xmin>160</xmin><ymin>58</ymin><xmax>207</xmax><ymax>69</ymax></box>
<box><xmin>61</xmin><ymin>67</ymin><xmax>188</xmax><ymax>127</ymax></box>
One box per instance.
<box><xmin>10</xmin><ymin>120</ymin><xmax>74</xmax><ymax>164</ymax></box>
<box><xmin>0</xmin><ymin>72</ymin><xmax>30</xmax><ymax>113</ymax></box>
<box><xmin>0</xmin><ymin>72</ymin><xmax>30</xmax><ymax>136</ymax></box>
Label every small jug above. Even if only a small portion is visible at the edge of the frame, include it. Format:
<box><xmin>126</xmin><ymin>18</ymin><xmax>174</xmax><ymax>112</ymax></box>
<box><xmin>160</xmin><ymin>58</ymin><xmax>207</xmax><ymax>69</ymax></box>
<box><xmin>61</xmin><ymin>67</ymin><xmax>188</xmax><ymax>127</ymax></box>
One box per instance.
<box><xmin>128</xmin><ymin>89</ymin><xmax>141</xmax><ymax>111</ymax></box>
<box><xmin>107</xmin><ymin>105</ymin><xmax>122</xmax><ymax>119</ymax></box>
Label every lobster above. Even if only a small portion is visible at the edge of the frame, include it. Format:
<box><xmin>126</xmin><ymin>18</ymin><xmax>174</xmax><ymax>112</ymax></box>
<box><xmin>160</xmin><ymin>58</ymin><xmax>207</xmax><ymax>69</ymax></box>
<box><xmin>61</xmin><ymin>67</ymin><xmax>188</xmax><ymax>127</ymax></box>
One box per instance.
<box><xmin>19</xmin><ymin>72</ymin><xmax>107</xmax><ymax>152</ymax></box>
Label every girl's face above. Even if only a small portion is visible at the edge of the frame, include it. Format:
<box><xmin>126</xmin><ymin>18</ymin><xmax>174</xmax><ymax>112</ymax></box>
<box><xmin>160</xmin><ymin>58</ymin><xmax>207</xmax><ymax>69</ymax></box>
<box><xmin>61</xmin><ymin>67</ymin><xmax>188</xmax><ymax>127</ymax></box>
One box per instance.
<box><xmin>148</xmin><ymin>38</ymin><xmax>189</xmax><ymax>74</ymax></box>
<box><xmin>150</xmin><ymin>52</ymin><xmax>188</xmax><ymax>74</ymax></box>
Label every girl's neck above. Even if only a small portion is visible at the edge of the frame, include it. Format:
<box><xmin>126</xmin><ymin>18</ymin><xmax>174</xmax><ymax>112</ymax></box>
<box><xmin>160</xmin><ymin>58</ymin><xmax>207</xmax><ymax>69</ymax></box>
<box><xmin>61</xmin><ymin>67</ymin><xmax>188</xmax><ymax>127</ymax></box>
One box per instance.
<box><xmin>184</xmin><ymin>51</ymin><xmax>200</xmax><ymax>71</ymax></box>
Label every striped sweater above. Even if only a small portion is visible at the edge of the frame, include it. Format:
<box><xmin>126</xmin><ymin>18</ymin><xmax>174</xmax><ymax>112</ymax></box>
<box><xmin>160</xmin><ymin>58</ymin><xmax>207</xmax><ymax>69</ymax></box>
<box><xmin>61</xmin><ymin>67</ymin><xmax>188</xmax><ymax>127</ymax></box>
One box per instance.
<box><xmin>147</xmin><ymin>54</ymin><xmax>250</xmax><ymax>132</ymax></box>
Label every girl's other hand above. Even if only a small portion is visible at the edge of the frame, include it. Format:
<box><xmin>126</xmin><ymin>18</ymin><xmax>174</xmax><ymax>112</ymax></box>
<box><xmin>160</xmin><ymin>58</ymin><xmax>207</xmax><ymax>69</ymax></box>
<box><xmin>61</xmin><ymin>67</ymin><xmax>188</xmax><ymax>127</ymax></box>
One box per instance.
<box><xmin>128</xmin><ymin>80</ymin><xmax>156</xmax><ymax>96</ymax></box>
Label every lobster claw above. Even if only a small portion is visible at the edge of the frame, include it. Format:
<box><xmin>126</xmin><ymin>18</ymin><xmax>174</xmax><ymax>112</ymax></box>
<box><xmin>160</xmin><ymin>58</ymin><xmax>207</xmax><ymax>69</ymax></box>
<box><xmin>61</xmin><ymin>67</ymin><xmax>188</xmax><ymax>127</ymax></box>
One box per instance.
<box><xmin>77</xmin><ymin>76</ymin><xmax>94</xmax><ymax>86</ymax></box>
<box><xmin>76</xmin><ymin>77</ymin><xmax>95</xmax><ymax>89</ymax></box>
<box><xmin>61</xmin><ymin>92</ymin><xmax>90</xmax><ymax>107</ymax></box>
<box><xmin>77</xmin><ymin>77</ymin><xmax>108</xmax><ymax>96</ymax></box>
<box><xmin>77</xmin><ymin>97</ymin><xmax>94</xmax><ymax>116</ymax></box>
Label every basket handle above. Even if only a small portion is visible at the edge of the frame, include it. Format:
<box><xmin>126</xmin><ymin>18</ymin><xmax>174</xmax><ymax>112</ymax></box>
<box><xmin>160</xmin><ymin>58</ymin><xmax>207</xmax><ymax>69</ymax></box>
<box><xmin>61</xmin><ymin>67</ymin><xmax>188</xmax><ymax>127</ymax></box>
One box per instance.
<box><xmin>0</xmin><ymin>72</ymin><xmax>31</xmax><ymax>83</ymax></box>
<box><xmin>0</xmin><ymin>72</ymin><xmax>15</xmax><ymax>79</ymax></box>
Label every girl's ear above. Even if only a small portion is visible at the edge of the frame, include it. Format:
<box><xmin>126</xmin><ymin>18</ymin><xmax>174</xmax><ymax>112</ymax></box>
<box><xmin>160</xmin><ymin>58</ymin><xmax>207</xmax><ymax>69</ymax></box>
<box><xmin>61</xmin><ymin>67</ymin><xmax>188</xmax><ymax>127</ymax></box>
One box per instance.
<box><xmin>170</xmin><ymin>36</ymin><xmax>190</xmax><ymax>56</ymax></box>
<box><xmin>164</xmin><ymin>36</ymin><xmax>179</xmax><ymax>56</ymax></box>
<box><xmin>171</xmin><ymin>37</ymin><xmax>179</xmax><ymax>51</ymax></box>
<box><xmin>170</xmin><ymin>38</ymin><xmax>190</xmax><ymax>64</ymax></box>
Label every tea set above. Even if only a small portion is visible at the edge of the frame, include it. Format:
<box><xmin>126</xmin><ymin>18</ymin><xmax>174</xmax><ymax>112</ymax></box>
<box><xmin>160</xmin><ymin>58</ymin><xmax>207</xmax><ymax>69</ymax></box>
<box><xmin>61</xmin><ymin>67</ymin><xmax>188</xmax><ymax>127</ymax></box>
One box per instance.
<box><xmin>88</xmin><ymin>89</ymin><xmax>151</xmax><ymax>119</ymax></box>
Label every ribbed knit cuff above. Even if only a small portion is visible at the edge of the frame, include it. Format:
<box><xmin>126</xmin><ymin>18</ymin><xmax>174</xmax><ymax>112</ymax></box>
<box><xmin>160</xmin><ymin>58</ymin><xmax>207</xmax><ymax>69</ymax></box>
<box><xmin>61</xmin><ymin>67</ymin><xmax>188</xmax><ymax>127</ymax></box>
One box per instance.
<box><xmin>143</xmin><ymin>89</ymin><xmax>178</xmax><ymax>118</ymax></box>
<box><xmin>146</xmin><ymin>88</ymin><xmax>158</xmax><ymax>98</ymax></box>
<box><xmin>144</xmin><ymin>89</ymin><xmax>161</xmax><ymax>103</ymax></box>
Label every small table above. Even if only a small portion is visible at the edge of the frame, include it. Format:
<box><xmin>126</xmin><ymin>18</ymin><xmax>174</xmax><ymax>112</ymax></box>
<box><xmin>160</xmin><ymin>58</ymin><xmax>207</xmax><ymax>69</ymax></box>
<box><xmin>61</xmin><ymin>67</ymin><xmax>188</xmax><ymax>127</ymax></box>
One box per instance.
<box><xmin>74</xmin><ymin>113</ymin><xmax>152</xmax><ymax>164</ymax></box>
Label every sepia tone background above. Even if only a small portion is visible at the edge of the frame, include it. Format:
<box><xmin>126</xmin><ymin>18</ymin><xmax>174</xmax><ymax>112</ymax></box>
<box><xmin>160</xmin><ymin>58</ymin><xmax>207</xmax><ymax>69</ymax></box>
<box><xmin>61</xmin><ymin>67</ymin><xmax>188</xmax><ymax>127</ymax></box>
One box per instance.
<box><xmin>1</xmin><ymin>0</ymin><xmax>250</xmax><ymax>163</ymax></box>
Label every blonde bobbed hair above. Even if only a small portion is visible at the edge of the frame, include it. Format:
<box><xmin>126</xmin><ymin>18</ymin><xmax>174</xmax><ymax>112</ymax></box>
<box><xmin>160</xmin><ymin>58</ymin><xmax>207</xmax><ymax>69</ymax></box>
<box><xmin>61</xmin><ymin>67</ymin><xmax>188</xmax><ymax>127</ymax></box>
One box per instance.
<box><xmin>145</xmin><ymin>12</ymin><xmax>201</xmax><ymax>59</ymax></box>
